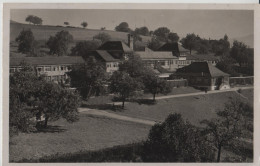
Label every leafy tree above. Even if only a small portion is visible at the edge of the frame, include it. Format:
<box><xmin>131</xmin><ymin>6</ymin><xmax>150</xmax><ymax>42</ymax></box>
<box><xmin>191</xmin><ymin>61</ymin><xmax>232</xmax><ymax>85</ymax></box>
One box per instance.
<box><xmin>115</xmin><ymin>22</ymin><xmax>131</xmax><ymax>32</ymax></box>
<box><xmin>119</xmin><ymin>53</ymin><xmax>148</xmax><ymax>79</ymax></box>
<box><xmin>109</xmin><ymin>71</ymin><xmax>142</xmax><ymax>108</ymax></box>
<box><xmin>153</xmin><ymin>27</ymin><xmax>170</xmax><ymax>42</ymax></box>
<box><xmin>147</xmin><ymin>37</ymin><xmax>162</xmax><ymax>51</ymax></box>
<box><xmin>9</xmin><ymin>62</ymin><xmax>80</xmax><ymax>133</ymax></box>
<box><xmin>142</xmin><ymin>72</ymin><xmax>172</xmax><ymax>101</ymax></box>
<box><xmin>70</xmin><ymin>40</ymin><xmax>101</xmax><ymax>57</ymax></box>
<box><xmin>216</xmin><ymin>54</ymin><xmax>238</xmax><ymax>76</ymax></box>
<box><xmin>46</xmin><ymin>30</ymin><xmax>73</xmax><ymax>56</ymax></box>
<box><xmin>142</xmin><ymin>113</ymin><xmax>215</xmax><ymax>162</ymax></box>
<box><xmin>64</xmin><ymin>22</ymin><xmax>69</xmax><ymax>26</ymax></box>
<box><xmin>93</xmin><ymin>32</ymin><xmax>111</xmax><ymax>44</ymax></box>
<box><xmin>15</xmin><ymin>29</ymin><xmax>37</xmax><ymax>54</ymax></box>
<box><xmin>230</xmin><ymin>40</ymin><xmax>250</xmax><ymax>67</ymax></box>
<box><xmin>168</xmin><ymin>32</ymin><xmax>179</xmax><ymax>43</ymax></box>
<box><xmin>180</xmin><ymin>33</ymin><xmax>199</xmax><ymax>54</ymax></box>
<box><xmin>197</xmin><ymin>39</ymin><xmax>210</xmax><ymax>54</ymax></box>
<box><xmin>37</xmin><ymin>82</ymin><xmax>80</xmax><ymax>127</ymax></box>
<box><xmin>9</xmin><ymin>63</ymin><xmax>41</xmax><ymax>134</ymax></box>
<box><xmin>200</xmin><ymin>98</ymin><xmax>252</xmax><ymax>162</ymax></box>
<box><xmin>211</xmin><ymin>35</ymin><xmax>230</xmax><ymax>56</ymax></box>
<box><xmin>67</xmin><ymin>57</ymin><xmax>107</xmax><ymax>99</ymax></box>
<box><xmin>25</xmin><ymin>15</ymin><xmax>42</xmax><ymax>25</ymax></box>
<box><xmin>134</xmin><ymin>26</ymin><xmax>149</xmax><ymax>36</ymax></box>
<box><xmin>81</xmin><ymin>22</ymin><xmax>88</xmax><ymax>28</ymax></box>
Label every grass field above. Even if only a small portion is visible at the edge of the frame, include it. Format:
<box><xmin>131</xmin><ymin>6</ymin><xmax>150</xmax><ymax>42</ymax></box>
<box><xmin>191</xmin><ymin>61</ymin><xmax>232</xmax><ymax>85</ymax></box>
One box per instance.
<box><xmin>104</xmin><ymin>91</ymin><xmax>249</xmax><ymax>126</ymax></box>
<box><xmin>10</xmin><ymin>88</ymin><xmax>253</xmax><ymax>162</ymax></box>
<box><xmin>10</xmin><ymin>22</ymin><xmax>152</xmax><ymax>43</ymax></box>
<box><xmin>10</xmin><ymin>115</ymin><xmax>150</xmax><ymax>162</ymax></box>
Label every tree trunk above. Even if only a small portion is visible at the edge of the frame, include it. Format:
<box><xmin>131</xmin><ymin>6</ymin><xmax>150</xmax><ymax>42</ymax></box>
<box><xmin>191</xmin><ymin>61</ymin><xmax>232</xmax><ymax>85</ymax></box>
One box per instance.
<box><xmin>44</xmin><ymin>116</ymin><xmax>49</xmax><ymax>128</ymax></box>
<box><xmin>122</xmin><ymin>99</ymin><xmax>125</xmax><ymax>109</ymax></box>
<box><xmin>217</xmin><ymin>144</ymin><xmax>222</xmax><ymax>162</ymax></box>
<box><xmin>153</xmin><ymin>93</ymin><xmax>156</xmax><ymax>101</ymax></box>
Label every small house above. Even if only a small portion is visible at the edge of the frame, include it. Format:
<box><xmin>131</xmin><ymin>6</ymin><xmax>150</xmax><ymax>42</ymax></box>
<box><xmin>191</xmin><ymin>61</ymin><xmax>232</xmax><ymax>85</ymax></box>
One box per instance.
<box><xmin>173</xmin><ymin>62</ymin><xmax>230</xmax><ymax>90</ymax></box>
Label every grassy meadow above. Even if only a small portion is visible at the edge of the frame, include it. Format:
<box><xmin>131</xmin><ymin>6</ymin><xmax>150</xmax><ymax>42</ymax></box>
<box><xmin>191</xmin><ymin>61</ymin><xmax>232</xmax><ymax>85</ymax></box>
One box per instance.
<box><xmin>10</xmin><ymin>89</ymin><xmax>253</xmax><ymax>162</ymax></box>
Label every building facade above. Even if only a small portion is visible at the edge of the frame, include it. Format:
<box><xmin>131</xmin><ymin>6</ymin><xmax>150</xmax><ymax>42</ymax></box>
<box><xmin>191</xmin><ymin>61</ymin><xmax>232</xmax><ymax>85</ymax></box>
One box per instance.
<box><xmin>173</xmin><ymin>62</ymin><xmax>230</xmax><ymax>90</ymax></box>
<box><xmin>10</xmin><ymin>56</ymin><xmax>85</xmax><ymax>83</ymax></box>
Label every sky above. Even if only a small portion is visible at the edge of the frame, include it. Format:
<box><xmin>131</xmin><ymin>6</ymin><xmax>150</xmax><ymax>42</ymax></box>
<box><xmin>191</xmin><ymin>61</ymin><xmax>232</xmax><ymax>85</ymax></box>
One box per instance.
<box><xmin>11</xmin><ymin>9</ymin><xmax>253</xmax><ymax>43</ymax></box>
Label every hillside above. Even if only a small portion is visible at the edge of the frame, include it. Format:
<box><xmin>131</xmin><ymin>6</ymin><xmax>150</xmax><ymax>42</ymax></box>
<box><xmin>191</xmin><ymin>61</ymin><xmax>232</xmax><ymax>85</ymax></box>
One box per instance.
<box><xmin>10</xmin><ymin>21</ymin><xmax>152</xmax><ymax>44</ymax></box>
<box><xmin>10</xmin><ymin>21</ymin><xmax>128</xmax><ymax>42</ymax></box>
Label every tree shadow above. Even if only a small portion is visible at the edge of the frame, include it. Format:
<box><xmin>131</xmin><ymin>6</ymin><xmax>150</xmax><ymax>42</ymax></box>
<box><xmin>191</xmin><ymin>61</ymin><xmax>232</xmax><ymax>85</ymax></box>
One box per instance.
<box><xmin>133</xmin><ymin>99</ymin><xmax>157</xmax><ymax>105</ymax></box>
<box><xmin>81</xmin><ymin>103</ymin><xmax>124</xmax><ymax>112</ymax></box>
<box><xmin>35</xmin><ymin>124</ymin><xmax>67</xmax><ymax>133</ymax></box>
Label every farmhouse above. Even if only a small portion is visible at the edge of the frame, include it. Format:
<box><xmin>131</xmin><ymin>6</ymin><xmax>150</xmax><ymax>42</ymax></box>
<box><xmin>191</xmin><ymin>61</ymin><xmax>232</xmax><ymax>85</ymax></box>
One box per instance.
<box><xmin>87</xmin><ymin>34</ymin><xmax>134</xmax><ymax>73</ymax></box>
<box><xmin>10</xmin><ymin>56</ymin><xmax>85</xmax><ymax>83</ymax></box>
<box><xmin>88</xmin><ymin>50</ymin><xmax>120</xmax><ymax>73</ymax></box>
<box><xmin>173</xmin><ymin>62</ymin><xmax>230</xmax><ymax>90</ymax></box>
<box><xmin>136</xmin><ymin>43</ymin><xmax>198</xmax><ymax>72</ymax></box>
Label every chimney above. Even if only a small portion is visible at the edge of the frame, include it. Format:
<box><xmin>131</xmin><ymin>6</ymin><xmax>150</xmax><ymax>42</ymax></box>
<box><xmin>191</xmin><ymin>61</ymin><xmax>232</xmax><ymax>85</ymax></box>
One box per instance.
<box><xmin>127</xmin><ymin>34</ymin><xmax>134</xmax><ymax>50</ymax></box>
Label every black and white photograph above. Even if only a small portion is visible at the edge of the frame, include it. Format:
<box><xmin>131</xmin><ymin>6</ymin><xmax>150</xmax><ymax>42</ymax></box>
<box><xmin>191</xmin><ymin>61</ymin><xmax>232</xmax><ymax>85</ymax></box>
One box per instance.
<box><xmin>2</xmin><ymin>3</ymin><xmax>258</xmax><ymax>164</ymax></box>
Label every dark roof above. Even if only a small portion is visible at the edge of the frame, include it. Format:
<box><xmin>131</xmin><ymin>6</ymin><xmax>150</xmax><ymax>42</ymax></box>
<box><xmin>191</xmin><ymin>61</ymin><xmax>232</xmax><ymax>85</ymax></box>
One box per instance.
<box><xmin>98</xmin><ymin>41</ymin><xmax>133</xmax><ymax>53</ymax></box>
<box><xmin>157</xmin><ymin>42</ymin><xmax>179</xmax><ymax>52</ymax></box>
<box><xmin>10</xmin><ymin>56</ymin><xmax>85</xmax><ymax>66</ymax></box>
<box><xmin>192</xmin><ymin>54</ymin><xmax>219</xmax><ymax>61</ymax></box>
<box><xmin>95</xmin><ymin>50</ymin><xmax>120</xmax><ymax>62</ymax></box>
<box><xmin>176</xmin><ymin>62</ymin><xmax>229</xmax><ymax>77</ymax></box>
<box><xmin>136</xmin><ymin>48</ymin><xmax>177</xmax><ymax>59</ymax></box>
<box><xmin>157</xmin><ymin>42</ymin><xmax>190</xmax><ymax>57</ymax></box>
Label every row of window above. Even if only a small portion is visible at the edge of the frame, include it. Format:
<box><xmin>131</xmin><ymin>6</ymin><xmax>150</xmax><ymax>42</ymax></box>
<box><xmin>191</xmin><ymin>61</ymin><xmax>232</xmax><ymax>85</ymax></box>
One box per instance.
<box><xmin>144</xmin><ymin>60</ymin><xmax>193</xmax><ymax>66</ymax></box>
<box><xmin>45</xmin><ymin>75</ymin><xmax>66</xmax><ymax>82</ymax></box>
<box><xmin>10</xmin><ymin>68</ymin><xmax>21</xmax><ymax>73</ymax></box>
<box><xmin>106</xmin><ymin>63</ymin><xmax>119</xmax><ymax>68</ymax></box>
<box><xmin>37</xmin><ymin>66</ymin><xmax>69</xmax><ymax>72</ymax></box>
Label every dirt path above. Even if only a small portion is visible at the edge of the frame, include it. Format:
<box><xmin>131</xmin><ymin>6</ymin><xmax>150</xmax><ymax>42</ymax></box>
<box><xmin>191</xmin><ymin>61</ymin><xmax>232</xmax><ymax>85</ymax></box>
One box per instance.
<box><xmin>149</xmin><ymin>86</ymin><xmax>253</xmax><ymax>100</ymax></box>
<box><xmin>108</xmin><ymin>86</ymin><xmax>253</xmax><ymax>105</ymax></box>
<box><xmin>78</xmin><ymin>108</ymin><xmax>157</xmax><ymax>126</ymax></box>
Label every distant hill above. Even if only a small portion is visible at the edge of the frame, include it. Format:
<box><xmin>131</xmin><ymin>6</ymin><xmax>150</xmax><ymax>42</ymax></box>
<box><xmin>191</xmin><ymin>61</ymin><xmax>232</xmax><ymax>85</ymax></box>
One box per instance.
<box><xmin>10</xmin><ymin>21</ymin><xmax>152</xmax><ymax>44</ymax></box>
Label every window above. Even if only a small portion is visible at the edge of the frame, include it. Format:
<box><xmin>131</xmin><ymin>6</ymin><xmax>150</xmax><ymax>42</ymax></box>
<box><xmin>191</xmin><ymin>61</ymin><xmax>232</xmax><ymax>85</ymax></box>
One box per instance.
<box><xmin>61</xmin><ymin>66</ymin><xmax>64</xmax><ymax>71</ymax></box>
<box><xmin>45</xmin><ymin>66</ymin><xmax>51</xmax><ymax>71</ymax></box>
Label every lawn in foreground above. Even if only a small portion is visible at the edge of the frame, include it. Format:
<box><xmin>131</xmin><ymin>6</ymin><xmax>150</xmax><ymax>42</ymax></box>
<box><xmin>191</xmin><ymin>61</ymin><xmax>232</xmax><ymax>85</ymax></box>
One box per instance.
<box><xmin>10</xmin><ymin>115</ymin><xmax>151</xmax><ymax>162</ymax></box>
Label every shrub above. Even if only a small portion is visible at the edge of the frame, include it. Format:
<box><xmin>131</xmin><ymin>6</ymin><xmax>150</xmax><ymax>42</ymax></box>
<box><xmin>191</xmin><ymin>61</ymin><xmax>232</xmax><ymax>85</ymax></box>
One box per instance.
<box><xmin>142</xmin><ymin>113</ymin><xmax>215</xmax><ymax>162</ymax></box>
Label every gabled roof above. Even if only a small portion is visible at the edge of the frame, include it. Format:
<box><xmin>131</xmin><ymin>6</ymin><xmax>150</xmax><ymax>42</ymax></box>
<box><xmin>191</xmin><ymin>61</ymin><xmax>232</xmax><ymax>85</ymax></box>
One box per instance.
<box><xmin>157</xmin><ymin>42</ymin><xmax>190</xmax><ymax>53</ymax></box>
<box><xmin>95</xmin><ymin>50</ymin><xmax>120</xmax><ymax>62</ymax></box>
<box><xmin>10</xmin><ymin>56</ymin><xmax>85</xmax><ymax>66</ymax></box>
<box><xmin>176</xmin><ymin>62</ymin><xmax>229</xmax><ymax>77</ymax></box>
<box><xmin>136</xmin><ymin>48</ymin><xmax>177</xmax><ymax>59</ymax></box>
<box><xmin>98</xmin><ymin>41</ymin><xmax>133</xmax><ymax>53</ymax></box>
<box><xmin>157</xmin><ymin>42</ymin><xmax>179</xmax><ymax>52</ymax></box>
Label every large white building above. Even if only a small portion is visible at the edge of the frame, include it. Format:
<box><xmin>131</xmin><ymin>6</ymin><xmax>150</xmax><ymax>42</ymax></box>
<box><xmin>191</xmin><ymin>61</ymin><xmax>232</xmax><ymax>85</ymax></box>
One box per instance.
<box><xmin>10</xmin><ymin>56</ymin><xmax>85</xmax><ymax>83</ymax></box>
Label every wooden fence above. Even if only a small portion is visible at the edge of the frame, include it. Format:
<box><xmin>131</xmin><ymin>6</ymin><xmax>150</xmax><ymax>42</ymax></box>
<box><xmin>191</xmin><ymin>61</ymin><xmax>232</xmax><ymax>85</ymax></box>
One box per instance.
<box><xmin>229</xmin><ymin>76</ymin><xmax>254</xmax><ymax>86</ymax></box>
